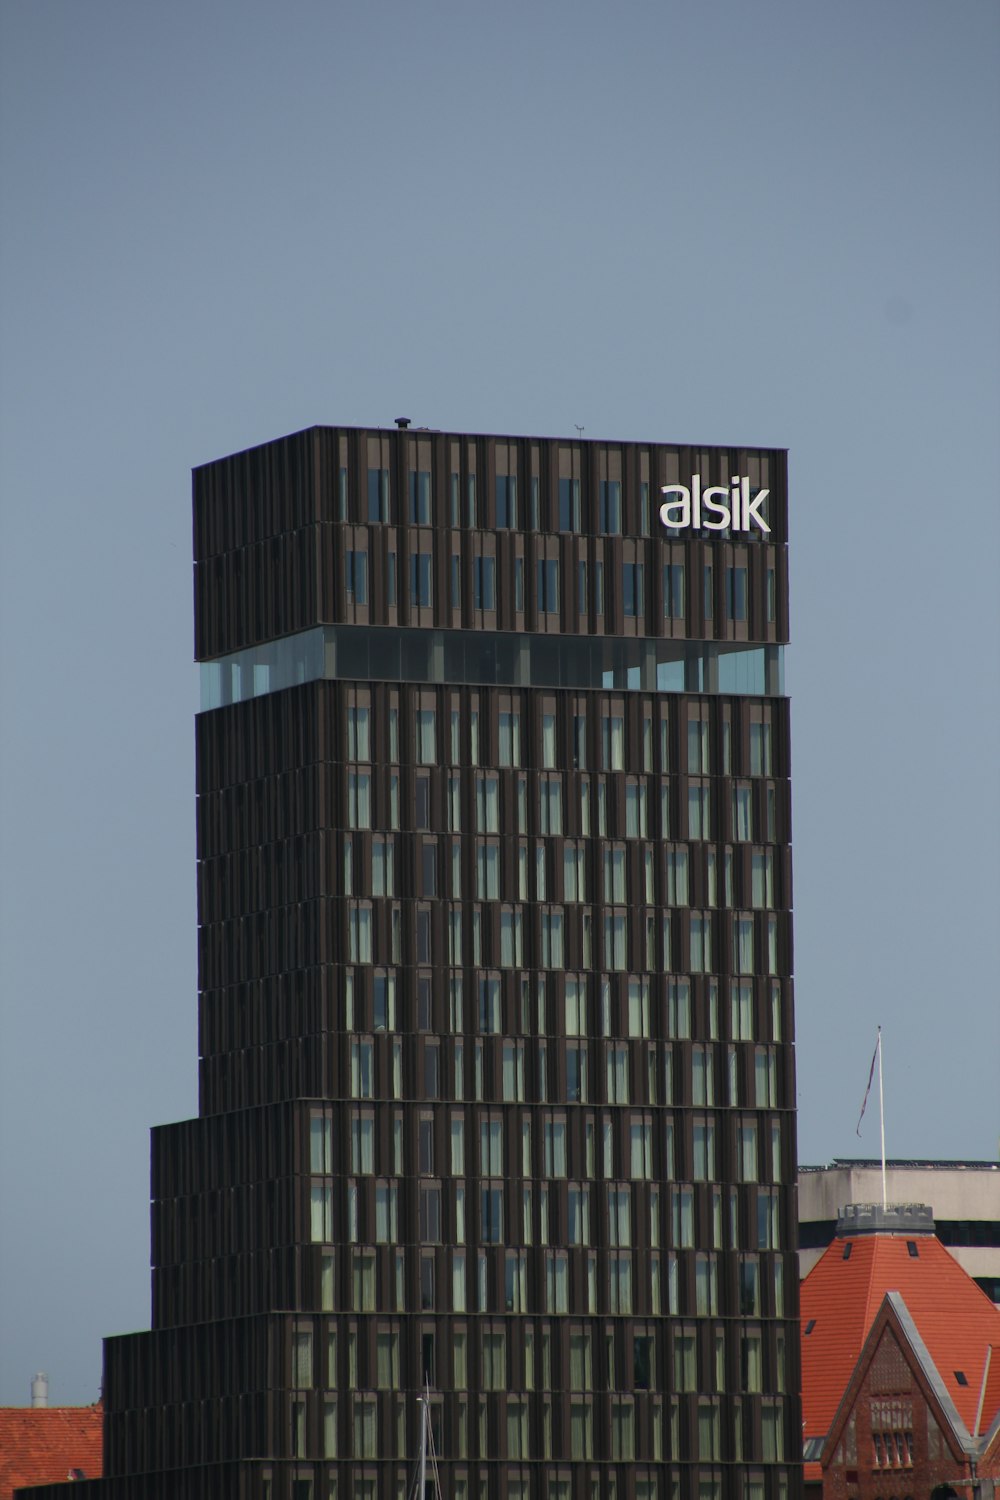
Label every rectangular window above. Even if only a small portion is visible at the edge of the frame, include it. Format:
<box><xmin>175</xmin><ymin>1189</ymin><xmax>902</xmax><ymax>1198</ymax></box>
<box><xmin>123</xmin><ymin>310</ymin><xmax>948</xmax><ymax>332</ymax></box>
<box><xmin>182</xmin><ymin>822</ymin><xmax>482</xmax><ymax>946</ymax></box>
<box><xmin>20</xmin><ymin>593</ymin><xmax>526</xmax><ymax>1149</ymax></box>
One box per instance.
<box><xmin>496</xmin><ymin>474</ymin><xmax>518</xmax><ymax>528</ymax></box>
<box><xmin>373</xmin><ymin>970</ymin><xmax>396</xmax><ymax>1029</ymax></box>
<box><xmin>559</xmin><ymin>477</ymin><xmax>581</xmax><ymax>531</ymax></box>
<box><xmin>726</xmin><ymin>566</ymin><xmax>748</xmax><ymax>621</ymax></box>
<box><xmin>475</xmin><ymin>775</ymin><xmax>500</xmax><ymax>832</ymax></box>
<box><xmin>473</xmin><ymin>557</ymin><xmax>495</xmax><ymax>611</ymax></box>
<box><xmin>481</xmin><ymin>1186</ymin><xmax>504</xmax><ymax>1243</ymax></box>
<box><xmin>537</xmin><ymin>558</ymin><xmax>560</xmax><ymax>613</ymax></box>
<box><xmin>603</xmin><ymin>911</ymin><xmax>628</xmax><ymax>970</ymax></box>
<box><xmin>347</xmin><ymin>705</ymin><xmax>370</xmax><ymax>760</ymax></box>
<box><xmin>367</xmin><ymin>468</ymin><xmax>389</xmax><ymax>523</ymax></box>
<box><xmin>688</xmin><ymin>782</ymin><xmax>711</xmax><ymax>840</ymax></box>
<box><xmin>666</xmin><ymin>846</ymin><xmax>689</xmax><ymax>905</ymax></box>
<box><xmin>600</xmin><ymin>480</ymin><xmax>622</xmax><ymax>534</ymax></box>
<box><xmin>410</xmin><ymin>553</ymin><xmax>432</xmax><ymax>608</ymax></box>
<box><xmin>690</xmin><ymin>912</ymin><xmax>712</xmax><ymax>972</ymax></box>
<box><xmin>564</xmin><ymin>843</ymin><xmax>587</xmax><ymax>902</ymax></box>
<box><xmin>623</xmin><ymin>562</ymin><xmax>645</xmax><ymax>617</ymax></box>
<box><xmin>346</xmin><ymin>551</ymin><xmax>368</xmax><ymax>606</ymax></box>
<box><xmin>663</xmin><ymin>563</ymin><xmax>686</xmax><ymax>619</ymax></box>
<box><xmin>476</xmin><ymin>842</ymin><xmax>500</xmax><ymax>901</ymax></box>
<box><xmin>625</xmin><ymin>780</ymin><xmax>647</xmax><ymax>837</ymax></box>
<box><xmin>750</xmin><ymin>721</ymin><xmax>773</xmax><ymax>776</ymax></box>
<box><xmin>609</xmin><ymin>1253</ymin><xmax>633</xmax><ymax>1314</ymax></box>
<box><xmin>409</xmin><ymin>470</ymin><xmax>431</xmax><ymax>525</ymax></box>
<box><xmin>478</xmin><ymin>975</ymin><xmax>501</xmax><ymax>1032</ymax></box>
<box><xmin>498</xmin><ymin>711</ymin><xmax>521</xmax><ymax>767</ymax></box>
<box><xmin>601</xmin><ymin>714</ymin><xmax>624</xmax><ymax>770</ymax></box>
<box><xmin>375</xmin><ymin>1181</ymin><xmax>399</xmax><ymax>1242</ymax></box>
<box><xmin>539</xmin><ymin>776</ymin><xmax>562</xmax><ymax>834</ymax></box>
<box><xmin>733</xmin><ymin>784</ymin><xmax>753</xmax><ymax>841</ymax></box>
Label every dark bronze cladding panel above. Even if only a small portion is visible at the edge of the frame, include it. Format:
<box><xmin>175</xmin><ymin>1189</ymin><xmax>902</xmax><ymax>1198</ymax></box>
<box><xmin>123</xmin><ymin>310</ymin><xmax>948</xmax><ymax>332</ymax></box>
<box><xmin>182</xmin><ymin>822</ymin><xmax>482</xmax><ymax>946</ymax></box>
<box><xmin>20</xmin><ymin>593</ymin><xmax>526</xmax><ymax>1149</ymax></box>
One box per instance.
<box><xmin>193</xmin><ymin>427</ymin><xmax>788</xmax><ymax>659</ymax></box>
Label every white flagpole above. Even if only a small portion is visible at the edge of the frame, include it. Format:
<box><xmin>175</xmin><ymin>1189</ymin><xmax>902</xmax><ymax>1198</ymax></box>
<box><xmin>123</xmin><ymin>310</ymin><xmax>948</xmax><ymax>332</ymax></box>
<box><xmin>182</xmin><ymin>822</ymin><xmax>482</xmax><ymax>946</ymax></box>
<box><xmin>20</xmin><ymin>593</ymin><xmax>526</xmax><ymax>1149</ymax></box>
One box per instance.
<box><xmin>877</xmin><ymin>1028</ymin><xmax>887</xmax><ymax>1210</ymax></box>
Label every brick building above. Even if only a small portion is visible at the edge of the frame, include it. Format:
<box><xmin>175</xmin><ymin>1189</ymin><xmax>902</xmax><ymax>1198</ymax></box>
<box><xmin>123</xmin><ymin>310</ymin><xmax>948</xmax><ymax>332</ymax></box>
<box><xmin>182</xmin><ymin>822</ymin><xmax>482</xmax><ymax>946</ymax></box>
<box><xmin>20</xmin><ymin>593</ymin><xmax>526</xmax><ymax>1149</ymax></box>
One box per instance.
<box><xmin>800</xmin><ymin>1205</ymin><xmax>1000</xmax><ymax>1500</ymax></box>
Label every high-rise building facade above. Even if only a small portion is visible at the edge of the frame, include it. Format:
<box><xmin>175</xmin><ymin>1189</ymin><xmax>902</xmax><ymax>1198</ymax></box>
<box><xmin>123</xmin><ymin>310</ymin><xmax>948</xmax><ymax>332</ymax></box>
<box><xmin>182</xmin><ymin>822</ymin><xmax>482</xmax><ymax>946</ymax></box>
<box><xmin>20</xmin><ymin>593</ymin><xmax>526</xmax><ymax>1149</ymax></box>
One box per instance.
<box><xmin>28</xmin><ymin>426</ymin><xmax>800</xmax><ymax>1500</ymax></box>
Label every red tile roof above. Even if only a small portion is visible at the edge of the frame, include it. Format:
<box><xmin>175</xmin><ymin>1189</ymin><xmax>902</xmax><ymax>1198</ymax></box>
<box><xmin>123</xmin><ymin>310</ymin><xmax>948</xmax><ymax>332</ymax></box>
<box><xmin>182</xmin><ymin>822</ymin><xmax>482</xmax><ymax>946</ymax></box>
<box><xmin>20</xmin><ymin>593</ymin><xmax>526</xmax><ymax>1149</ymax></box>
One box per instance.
<box><xmin>0</xmin><ymin>1405</ymin><xmax>102</xmax><ymax>1499</ymax></box>
<box><xmin>800</xmin><ymin>1232</ymin><xmax>1000</xmax><ymax>1444</ymax></box>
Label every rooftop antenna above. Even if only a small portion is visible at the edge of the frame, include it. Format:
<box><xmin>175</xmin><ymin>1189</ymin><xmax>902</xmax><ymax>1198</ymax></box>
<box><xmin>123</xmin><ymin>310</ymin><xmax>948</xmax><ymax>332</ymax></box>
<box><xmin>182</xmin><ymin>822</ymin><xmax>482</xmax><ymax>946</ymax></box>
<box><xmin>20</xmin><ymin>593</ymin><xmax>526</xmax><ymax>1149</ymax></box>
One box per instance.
<box><xmin>574</xmin><ymin>424</ymin><xmax>584</xmax><ymax>438</ymax></box>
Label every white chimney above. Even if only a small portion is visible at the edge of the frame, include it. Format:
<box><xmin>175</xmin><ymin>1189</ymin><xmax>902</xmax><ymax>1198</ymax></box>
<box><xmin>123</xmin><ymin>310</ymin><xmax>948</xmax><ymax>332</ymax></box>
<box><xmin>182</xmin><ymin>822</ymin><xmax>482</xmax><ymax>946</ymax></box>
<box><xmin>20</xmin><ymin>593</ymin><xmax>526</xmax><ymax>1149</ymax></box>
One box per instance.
<box><xmin>31</xmin><ymin>1372</ymin><xmax>49</xmax><ymax>1407</ymax></box>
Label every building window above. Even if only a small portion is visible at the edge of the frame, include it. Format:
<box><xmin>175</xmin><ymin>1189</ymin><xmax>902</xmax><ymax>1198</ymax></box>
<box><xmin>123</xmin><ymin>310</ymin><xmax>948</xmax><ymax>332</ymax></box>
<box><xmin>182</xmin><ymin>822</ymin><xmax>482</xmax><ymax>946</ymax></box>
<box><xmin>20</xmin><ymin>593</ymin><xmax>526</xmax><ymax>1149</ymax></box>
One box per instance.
<box><xmin>630</xmin><ymin>1118</ymin><xmax>653</xmax><ymax>1178</ymax></box>
<box><xmin>373</xmin><ymin>969</ymin><xmax>397</xmax><ymax>1030</ymax></box>
<box><xmin>347</xmin><ymin>704</ymin><xmax>370</xmax><ymax>760</ymax></box>
<box><xmin>537</xmin><ymin>558</ymin><xmax>560</xmax><ymax>614</ymax></box>
<box><xmin>496</xmin><ymin>474</ymin><xmax>518</xmax><ymax>528</ymax></box>
<box><xmin>543</xmin><ymin>1115</ymin><xmax>568</xmax><ymax>1177</ymax></box>
<box><xmin>482</xmin><ymin>1185</ymin><xmax>504</xmax><ymax>1243</ymax></box>
<box><xmin>348</xmin><ymin>905</ymin><xmax>373</xmax><ymax>963</ymax></box>
<box><xmin>559</xmin><ymin>477</ymin><xmax>581</xmax><ymax>531</ymax></box>
<box><xmin>410</xmin><ymin>553</ymin><xmax>432</xmax><ymax>608</ymax></box>
<box><xmin>693</xmin><ymin>1118</ymin><xmax>716</xmax><ymax>1180</ymax></box>
<box><xmin>600</xmin><ymin>480</ymin><xmax>622</xmax><ymax>534</ymax></box>
<box><xmin>346</xmin><ymin>550</ymin><xmax>368</xmax><ymax>605</ymax></box>
<box><xmin>664</xmin><ymin>563</ymin><xmax>686</xmax><ymax>619</ymax></box>
<box><xmin>733</xmin><ymin>913</ymin><xmax>755</xmax><ymax>973</ymax></box>
<box><xmin>473</xmin><ymin>557</ymin><xmax>495</xmax><ymax>611</ymax></box>
<box><xmin>499</xmin><ymin>710</ymin><xmax>521</xmax><ymax>766</ymax></box>
<box><xmin>726</xmin><ymin>566</ymin><xmax>748</xmax><ymax>621</ymax></box>
<box><xmin>475</xmin><ymin>774</ymin><xmax>499</xmax><ymax>832</ymax></box>
<box><xmin>623</xmin><ymin>562</ymin><xmax>645</xmax><ymax>617</ymax></box>
<box><xmin>688</xmin><ymin>782</ymin><xmax>711</xmax><ymax>840</ymax></box>
<box><xmin>367</xmin><ymin>468</ymin><xmax>389</xmax><ymax>522</ymax></box>
<box><xmin>667</xmin><ymin>978</ymin><xmax>691</xmax><ymax>1038</ymax></box>
<box><xmin>539</xmin><ymin>776</ymin><xmax>563</xmax><ymax>835</ymax></box>
<box><xmin>482</xmin><ymin>1330</ymin><xmax>507</xmax><ymax>1389</ymax></box>
<box><xmin>690</xmin><ymin>912</ymin><xmax>713</xmax><ymax>972</ymax></box>
<box><xmin>601</xmin><ymin>713</ymin><xmax>624</xmax><ymax>770</ymax></box>
<box><xmin>546</xmin><ymin>1250</ymin><xmax>569</xmax><ymax>1312</ymax></box>
<box><xmin>540</xmin><ymin>908</ymin><xmax>564</xmax><ymax>968</ymax></box>
<box><xmin>750</xmin><ymin>720</ymin><xmax>773</xmax><ymax>775</ymax></box>
<box><xmin>375</xmin><ymin>1181</ymin><xmax>399</xmax><ymax>1242</ymax></box>
<box><xmin>409</xmin><ymin>470</ymin><xmax>431</xmax><ymax>525</ymax></box>
<box><xmin>625</xmin><ymin>780</ymin><xmax>647</xmax><ymax>837</ymax></box>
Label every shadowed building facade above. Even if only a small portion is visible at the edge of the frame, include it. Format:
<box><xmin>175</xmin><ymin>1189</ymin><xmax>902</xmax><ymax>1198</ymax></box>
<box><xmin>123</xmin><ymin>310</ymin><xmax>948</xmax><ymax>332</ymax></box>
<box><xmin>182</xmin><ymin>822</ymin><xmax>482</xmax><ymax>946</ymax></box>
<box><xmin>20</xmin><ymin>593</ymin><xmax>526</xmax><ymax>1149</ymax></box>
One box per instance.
<box><xmin>24</xmin><ymin>426</ymin><xmax>801</xmax><ymax>1500</ymax></box>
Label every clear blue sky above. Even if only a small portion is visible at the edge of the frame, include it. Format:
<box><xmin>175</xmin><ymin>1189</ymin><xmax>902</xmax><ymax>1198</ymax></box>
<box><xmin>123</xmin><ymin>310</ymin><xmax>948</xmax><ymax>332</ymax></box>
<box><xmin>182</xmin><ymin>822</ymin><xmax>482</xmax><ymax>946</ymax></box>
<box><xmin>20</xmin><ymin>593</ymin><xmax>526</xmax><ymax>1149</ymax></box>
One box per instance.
<box><xmin>1</xmin><ymin>0</ymin><xmax>998</xmax><ymax>1406</ymax></box>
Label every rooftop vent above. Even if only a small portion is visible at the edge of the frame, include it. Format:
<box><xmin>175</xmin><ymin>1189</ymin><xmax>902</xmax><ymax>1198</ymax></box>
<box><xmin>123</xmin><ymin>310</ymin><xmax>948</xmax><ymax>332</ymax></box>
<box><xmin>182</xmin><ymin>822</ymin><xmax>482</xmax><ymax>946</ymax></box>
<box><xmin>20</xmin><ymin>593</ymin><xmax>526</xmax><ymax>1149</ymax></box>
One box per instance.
<box><xmin>395</xmin><ymin>417</ymin><xmax>411</xmax><ymax>429</ymax></box>
<box><xmin>31</xmin><ymin>1372</ymin><xmax>48</xmax><ymax>1408</ymax></box>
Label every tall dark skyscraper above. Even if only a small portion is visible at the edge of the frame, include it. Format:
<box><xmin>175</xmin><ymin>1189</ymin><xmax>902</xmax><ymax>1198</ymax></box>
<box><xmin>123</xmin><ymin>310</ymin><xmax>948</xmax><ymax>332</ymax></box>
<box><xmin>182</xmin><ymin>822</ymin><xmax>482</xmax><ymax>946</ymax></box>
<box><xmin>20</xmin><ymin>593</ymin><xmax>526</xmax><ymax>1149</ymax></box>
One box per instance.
<box><xmin>29</xmin><ymin>426</ymin><xmax>800</xmax><ymax>1500</ymax></box>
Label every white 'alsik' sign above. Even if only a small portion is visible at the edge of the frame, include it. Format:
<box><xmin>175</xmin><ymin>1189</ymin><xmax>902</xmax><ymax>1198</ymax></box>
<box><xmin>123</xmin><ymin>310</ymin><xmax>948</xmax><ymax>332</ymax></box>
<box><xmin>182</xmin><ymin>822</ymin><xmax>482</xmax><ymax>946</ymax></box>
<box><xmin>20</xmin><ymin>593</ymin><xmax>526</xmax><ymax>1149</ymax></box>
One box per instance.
<box><xmin>659</xmin><ymin>476</ymin><xmax>771</xmax><ymax>534</ymax></box>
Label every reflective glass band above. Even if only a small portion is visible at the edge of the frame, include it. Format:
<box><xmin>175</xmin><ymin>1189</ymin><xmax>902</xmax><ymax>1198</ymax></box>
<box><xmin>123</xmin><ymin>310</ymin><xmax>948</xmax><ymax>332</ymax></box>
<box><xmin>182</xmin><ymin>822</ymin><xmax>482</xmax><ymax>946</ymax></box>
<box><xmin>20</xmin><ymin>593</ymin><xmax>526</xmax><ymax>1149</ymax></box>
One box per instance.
<box><xmin>200</xmin><ymin>625</ymin><xmax>784</xmax><ymax>711</ymax></box>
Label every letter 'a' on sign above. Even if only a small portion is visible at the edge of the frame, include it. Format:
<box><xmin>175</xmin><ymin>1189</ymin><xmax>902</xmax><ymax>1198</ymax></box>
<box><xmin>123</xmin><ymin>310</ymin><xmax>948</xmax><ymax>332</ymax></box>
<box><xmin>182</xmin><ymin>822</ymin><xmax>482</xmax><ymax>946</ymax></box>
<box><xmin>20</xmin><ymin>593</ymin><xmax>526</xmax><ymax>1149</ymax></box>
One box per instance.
<box><xmin>659</xmin><ymin>485</ymin><xmax>690</xmax><ymax>529</ymax></box>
